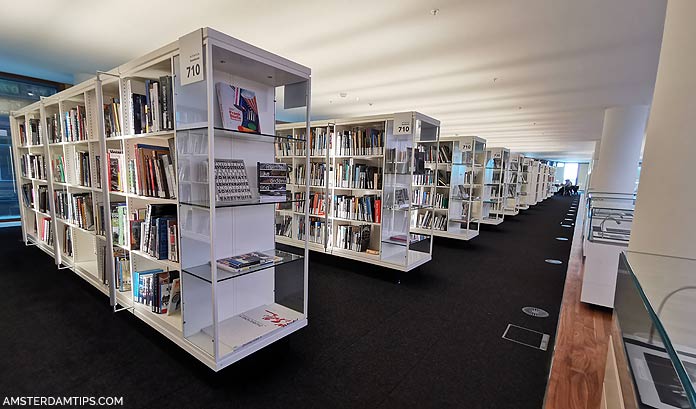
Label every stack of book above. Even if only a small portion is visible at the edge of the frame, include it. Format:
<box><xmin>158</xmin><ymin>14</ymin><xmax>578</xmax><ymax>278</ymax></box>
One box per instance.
<box><xmin>335</xmin><ymin>224</ymin><xmax>371</xmax><ymax>253</ymax></box>
<box><xmin>335</xmin><ymin>128</ymin><xmax>383</xmax><ymax>156</ymax></box>
<box><xmin>412</xmin><ymin>210</ymin><xmax>446</xmax><ymax>230</ymax></box>
<box><xmin>433</xmin><ymin>192</ymin><xmax>448</xmax><ymax>209</ymax></box>
<box><xmin>64</xmin><ymin>106</ymin><xmax>88</xmax><ymax>142</ymax></box>
<box><xmin>216</xmin><ymin>251</ymin><xmax>278</xmax><ymax>273</ymax></box>
<box><xmin>275</xmin><ymin>137</ymin><xmax>294</xmax><ymax>157</ymax></box>
<box><xmin>438</xmin><ymin>145</ymin><xmax>452</xmax><ymax>163</ymax></box>
<box><xmin>308</xmin><ymin>163</ymin><xmax>326</xmax><ymax>186</ymax></box>
<box><xmin>54</xmin><ymin>191</ymin><xmax>93</xmax><ymax>230</ymax></box>
<box><xmin>133</xmin><ymin>269</ymin><xmax>180</xmax><ymax>315</ymax></box>
<box><xmin>75</xmin><ymin>151</ymin><xmax>91</xmax><ymax>187</ymax></box>
<box><xmin>126</xmin><ymin>77</ymin><xmax>174</xmax><ymax>135</ymax></box>
<box><xmin>332</xmin><ymin>194</ymin><xmax>381</xmax><ymax>223</ymax></box>
<box><xmin>20</xmin><ymin>153</ymin><xmax>46</xmax><ymax>180</ymax></box>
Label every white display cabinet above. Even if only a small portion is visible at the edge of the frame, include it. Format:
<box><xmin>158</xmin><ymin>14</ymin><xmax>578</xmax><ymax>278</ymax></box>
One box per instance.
<box><xmin>481</xmin><ymin>147</ymin><xmax>508</xmax><ymax>225</ymax></box>
<box><xmin>275</xmin><ymin>112</ymin><xmax>440</xmax><ymax>271</ymax></box>
<box><xmin>10</xmin><ymin>28</ymin><xmax>311</xmax><ymax>371</ymax></box>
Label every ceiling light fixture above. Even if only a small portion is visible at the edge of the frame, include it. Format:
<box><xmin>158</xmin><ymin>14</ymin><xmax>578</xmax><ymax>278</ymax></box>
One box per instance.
<box><xmin>430</xmin><ymin>8</ymin><xmax>439</xmax><ymax>16</ymax></box>
<box><xmin>339</xmin><ymin>92</ymin><xmax>347</xmax><ymax>98</ymax></box>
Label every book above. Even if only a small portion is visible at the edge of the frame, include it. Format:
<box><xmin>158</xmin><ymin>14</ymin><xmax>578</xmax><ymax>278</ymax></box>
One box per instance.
<box><xmin>107</xmin><ymin>148</ymin><xmax>125</xmax><ymax>191</ymax></box>
<box><xmin>214</xmin><ymin>159</ymin><xmax>252</xmax><ymax>202</ymax></box>
<box><xmin>167</xmin><ymin>278</ymin><xmax>181</xmax><ymax>316</ymax></box>
<box><xmin>215</xmin><ymin>82</ymin><xmax>261</xmax><ymax>133</ymax></box>
<box><xmin>257</xmin><ymin>162</ymin><xmax>288</xmax><ymax>196</ymax></box>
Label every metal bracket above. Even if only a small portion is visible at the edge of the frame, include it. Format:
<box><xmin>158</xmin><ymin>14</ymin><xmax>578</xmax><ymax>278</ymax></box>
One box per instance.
<box><xmin>113</xmin><ymin>305</ymin><xmax>134</xmax><ymax>313</ymax></box>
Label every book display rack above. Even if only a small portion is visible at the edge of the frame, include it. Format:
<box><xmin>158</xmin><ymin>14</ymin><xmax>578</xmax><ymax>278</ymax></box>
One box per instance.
<box><xmin>10</xmin><ymin>28</ymin><xmax>311</xmax><ymax>371</ymax></box>
<box><xmin>274</xmin><ymin>112</ymin><xmax>440</xmax><ymax>271</ymax></box>
<box><xmin>480</xmin><ymin>147</ymin><xmax>509</xmax><ymax>225</ymax></box>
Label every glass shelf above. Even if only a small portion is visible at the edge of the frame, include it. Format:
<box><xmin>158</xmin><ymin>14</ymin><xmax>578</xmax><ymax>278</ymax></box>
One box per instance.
<box><xmin>183</xmin><ymin>249</ymin><xmax>303</xmax><ymax>283</ymax></box>
<box><xmin>615</xmin><ymin>251</ymin><xmax>696</xmax><ymax>408</ymax></box>
<box><xmin>180</xmin><ymin>195</ymin><xmax>301</xmax><ymax>209</ymax></box>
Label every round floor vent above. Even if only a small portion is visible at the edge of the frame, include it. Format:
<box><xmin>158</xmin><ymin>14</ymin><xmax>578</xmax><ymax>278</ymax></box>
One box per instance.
<box><xmin>522</xmin><ymin>307</ymin><xmax>550</xmax><ymax>318</ymax></box>
<box><xmin>545</xmin><ymin>259</ymin><xmax>563</xmax><ymax>265</ymax></box>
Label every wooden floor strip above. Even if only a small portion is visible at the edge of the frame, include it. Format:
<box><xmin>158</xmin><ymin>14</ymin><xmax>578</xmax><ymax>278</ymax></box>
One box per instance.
<box><xmin>544</xmin><ymin>196</ymin><xmax>613</xmax><ymax>409</ymax></box>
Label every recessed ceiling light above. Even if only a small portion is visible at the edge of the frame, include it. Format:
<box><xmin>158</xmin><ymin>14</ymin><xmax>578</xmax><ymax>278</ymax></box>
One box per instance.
<box><xmin>493</xmin><ymin>77</ymin><xmax>499</xmax><ymax>83</ymax></box>
<box><xmin>355</xmin><ymin>97</ymin><xmax>360</xmax><ymax>101</ymax></box>
<box><xmin>518</xmin><ymin>106</ymin><xmax>523</xmax><ymax>110</ymax></box>
<box><xmin>430</xmin><ymin>8</ymin><xmax>439</xmax><ymax>16</ymax></box>
<box><xmin>220</xmin><ymin>60</ymin><xmax>226</xmax><ymax>64</ymax></box>
<box><xmin>340</xmin><ymin>92</ymin><xmax>347</xmax><ymax>98</ymax></box>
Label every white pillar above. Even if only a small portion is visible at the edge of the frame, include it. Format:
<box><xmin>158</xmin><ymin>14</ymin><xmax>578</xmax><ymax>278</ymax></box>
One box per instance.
<box><xmin>629</xmin><ymin>0</ymin><xmax>696</xmax><ymax>259</ymax></box>
<box><xmin>589</xmin><ymin>106</ymin><xmax>649</xmax><ymax>194</ymax></box>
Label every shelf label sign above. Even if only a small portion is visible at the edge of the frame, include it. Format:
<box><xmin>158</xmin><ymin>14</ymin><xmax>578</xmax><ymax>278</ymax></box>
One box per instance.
<box><xmin>462</xmin><ymin>143</ymin><xmax>472</xmax><ymax>151</ymax></box>
<box><xmin>179</xmin><ymin>29</ymin><xmax>204</xmax><ymax>86</ymax></box>
<box><xmin>494</xmin><ymin>152</ymin><xmax>501</xmax><ymax>158</ymax></box>
<box><xmin>393</xmin><ymin>113</ymin><xmax>413</xmax><ymax>136</ymax></box>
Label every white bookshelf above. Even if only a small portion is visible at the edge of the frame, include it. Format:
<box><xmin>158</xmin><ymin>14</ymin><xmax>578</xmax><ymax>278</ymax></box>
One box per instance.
<box><xmin>480</xmin><ymin>147</ymin><xmax>507</xmax><ymax>225</ymax></box>
<box><xmin>518</xmin><ymin>156</ymin><xmax>534</xmax><ymax>209</ymax></box>
<box><xmin>504</xmin><ymin>152</ymin><xmax>522</xmax><ymax>215</ymax></box>
<box><xmin>275</xmin><ymin>112</ymin><xmax>440</xmax><ymax>271</ymax></box>
<box><xmin>10</xmin><ymin>27</ymin><xmax>311</xmax><ymax>371</ymax></box>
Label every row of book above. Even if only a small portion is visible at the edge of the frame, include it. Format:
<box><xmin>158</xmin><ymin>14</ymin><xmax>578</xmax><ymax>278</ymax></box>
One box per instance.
<box><xmin>18</xmin><ymin>119</ymin><xmax>41</xmax><ymax>146</ymax></box>
<box><xmin>412</xmin><ymin>188</ymin><xmax>432</xmax><ymax>206</ymax></box>
<box><xmin>114</xmin><ymin>249</ymin><xmax>131</xmax><ymax>292</ymax></box>
<box><xmin>332</xmin><ymin>194</ymin><xmax>381</xmax><ymax>223</ymax></box>
<box><xmin>334</xmin><ymin>161</ymin><xmax>382</xmax><ymax>190</ymax></box>
<box><xmin>334</xmin><ymin>224</ymin><xmax>371</xmax><ymax>253</ymax></box>
<box><xmin>64</xmin><ymin>106</ymin><xmax>88</xmax><ymax>142</ymax></box>
<box><xmin>335</xmin><ymin>128</ymin><xmax>383</xmax><ymax>156</ymax></box>
<box><xmin>20</xmin><ymin>153</ymin><xmax>47</xmax><ymax>180</ymax></box>
<box><xmin>413</xmin><ymin>170</ymin><xmax>434</xmax><ymax>186</ymax></box>
<box><xmin>299</xmin><ymin>130</ymin><xmax>330</xmax><ymax>156</ymax></box>
<box><xmin>110</xmin><ymin>203</ymin><xmax>178</xmax><ymax>262</ymax></box>
<box><xmin>125</xmin><ymin>76</ymin><xmax>174</xmax><ymax>135</ymax></box>
<box><xmin>293</xmin><ymin>192</ymin><xmax>326</xmax><ymax>216</ymax></box>
<box><xmin>21</xmin><ymin>183</ymin><xmax>49</xmax><ymax>212</ymax></box>
<box><xmin>107</xmin><ymin>139</ymin><xmax>176</xmax><ymax>198</ymax></box>
<box><xmin>133</xmin><ymin>269</ymin><xmax>180</xmax><ymax>315</ymax></box>
<box><xmin>412</xmin><ymin>210</ymin><xmax>447</xmax><ymax>231</ymax></box>
<box><xmin>295</xmin><ymin>163</ymin><xmax>326</xmax><ymax>187</ymax></box>
<box><xmin>62</xmin><ymin>228</ymin><xmax>73</xmax><ymax>257</ymax></box>
<box><xmin>104</xmin><ymin>98</ymin><xmax>122</xmax><ymax>138</ymax></box>
<box><xmin>75</xmin><ymin>151</ymin><xmax>92</xmax><ymax>187</ymax></box>
<box><xmin>297</xmin><ymin>216</ymin><xmax>326</xmax><ymax>244</ymax></box>
<box><xmin>275</xmin><ymin>215</ymin><xmax>292</xmax><ymax>238</ymax></box>
<box><xmin>38</xmin><ymin>216</ymin><xmax>53</xmax><ymax>244</ymax></box>
<box><xmin>52</xmin><ymin>155</ymin><xmax>66</xmax><ymax>183</ymax></box>
<box><xmin>55</xmin><ymin>191</ymin><xmax>94</xmax><ymax>230</ymax></box>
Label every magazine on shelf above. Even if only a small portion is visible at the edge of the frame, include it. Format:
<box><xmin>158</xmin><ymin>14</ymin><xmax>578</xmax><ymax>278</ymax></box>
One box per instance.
<box><xmin>216</xmin><ymin>251</ymin><xmax>279</xmax><ymax>273</ymax></box>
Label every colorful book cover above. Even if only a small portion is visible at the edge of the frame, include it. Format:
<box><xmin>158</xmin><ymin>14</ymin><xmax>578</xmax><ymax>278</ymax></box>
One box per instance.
<box><xmin>216</xmin><ymin>82</ymin><xmax>260</xmax><ymax>133</ymax></box>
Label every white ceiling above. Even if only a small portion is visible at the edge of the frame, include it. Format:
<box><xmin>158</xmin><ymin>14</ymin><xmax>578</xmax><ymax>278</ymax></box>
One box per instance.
<box><xmin>0</xmin><ymin>0</ymin><xmax>667</xmax><ymax>161</ymax></box>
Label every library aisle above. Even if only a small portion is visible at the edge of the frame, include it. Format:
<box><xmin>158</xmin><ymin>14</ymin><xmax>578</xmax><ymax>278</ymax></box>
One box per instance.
<box><xmin>0</xmin><ymin>195</ymin><xmax>577</xmax><ymax>409</ymax></box>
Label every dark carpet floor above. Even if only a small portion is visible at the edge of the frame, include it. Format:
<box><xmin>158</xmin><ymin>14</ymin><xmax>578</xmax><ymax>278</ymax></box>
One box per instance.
<box><xmin>0</xmin><ymin>195</ymin><xmax>579</xmax><ymax>409</ymax></box>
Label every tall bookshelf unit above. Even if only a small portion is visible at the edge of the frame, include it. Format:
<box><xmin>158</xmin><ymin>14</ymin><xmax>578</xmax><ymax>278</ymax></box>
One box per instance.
<box><xmin>275</xmin><ymin>112</ymin><xmax>440</xmax><ymax>271</ymax></box>
<box><xmin>480</xmin><ymin>147</ymin><xmax>508</xmax><ymax>225</ymax></box>
<box><xmin>519</xmin><ymin>156</ymin><xmax>533</xmax><ymax>209</ymax></box>
<box><xmin>10</xmin><ymin>28</ymin><xmax>311</xmax><ymax>371</ymax></box>
<box><xmin>504</xmin><ymin>152</ymin><xmax>522</xmax><ymax>216</ymax></box>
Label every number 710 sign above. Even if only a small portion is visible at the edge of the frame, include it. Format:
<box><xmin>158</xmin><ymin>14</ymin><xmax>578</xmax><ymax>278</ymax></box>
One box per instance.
<box><xmin>393</xmin><ymin>113</ymin><xmax>413</xmax><ymax>135</ymax></box>
<box><xmin>179</xmin><ymin>29</ymin><xmax>204</xmax><ymax>86</ymax></box>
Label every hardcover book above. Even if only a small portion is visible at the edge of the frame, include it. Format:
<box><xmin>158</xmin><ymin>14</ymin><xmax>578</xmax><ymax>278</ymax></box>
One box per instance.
<box><xmin>216</xmin><ymin>82</ymin><xmax>261</xmax><ymax>133</ymax></box>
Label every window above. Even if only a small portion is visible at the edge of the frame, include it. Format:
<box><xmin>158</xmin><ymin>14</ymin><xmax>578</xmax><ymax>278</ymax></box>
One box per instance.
<box><xmin>563</xmin><ymin>162</ymin><xmax>579</xmax><ymax>184</ymax></box>
<box><xmin>0</xmin><ymin>73</ymin><xmax>64</xmax><ymax>227</ymax></box>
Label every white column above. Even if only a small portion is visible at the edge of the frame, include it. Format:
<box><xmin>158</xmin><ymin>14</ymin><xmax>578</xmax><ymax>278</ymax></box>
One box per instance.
<box><xmin>589</xmin><ymin>106</ymin><xmax>649</xmax><ymax>194</ymax></box>
<box><xmin>629</xmin><ymin>0</ymin><xmax>696</xmax><ymax>259</ymax></box>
